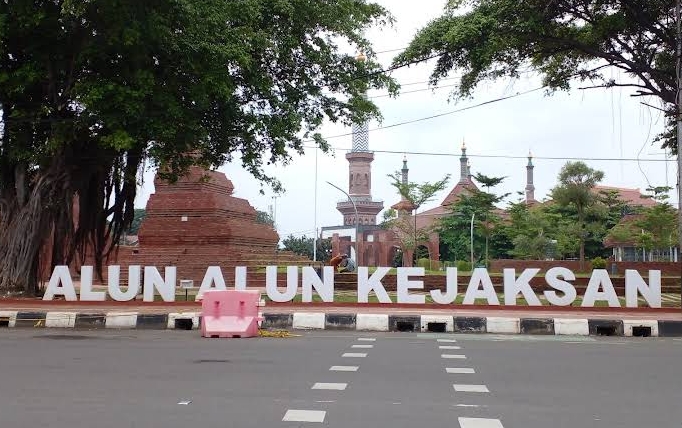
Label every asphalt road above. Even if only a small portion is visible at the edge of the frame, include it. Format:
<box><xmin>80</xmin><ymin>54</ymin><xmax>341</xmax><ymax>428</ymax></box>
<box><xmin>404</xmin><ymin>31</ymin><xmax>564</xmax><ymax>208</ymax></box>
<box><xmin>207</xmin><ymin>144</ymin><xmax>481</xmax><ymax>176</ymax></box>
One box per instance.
<box><xmin>0</xmin><ymin>330</ymin><xmax>680</xmax><ymax>428</ymax></box>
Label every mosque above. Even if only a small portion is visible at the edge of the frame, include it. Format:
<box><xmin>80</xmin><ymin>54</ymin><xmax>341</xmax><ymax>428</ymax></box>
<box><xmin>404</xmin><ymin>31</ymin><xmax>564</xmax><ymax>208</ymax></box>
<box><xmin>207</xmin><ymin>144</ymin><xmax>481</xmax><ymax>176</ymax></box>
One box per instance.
<box><xmin>319</xmin><ymin>101</ymin><xmax>658</xmax><ymax>267</ymax></box>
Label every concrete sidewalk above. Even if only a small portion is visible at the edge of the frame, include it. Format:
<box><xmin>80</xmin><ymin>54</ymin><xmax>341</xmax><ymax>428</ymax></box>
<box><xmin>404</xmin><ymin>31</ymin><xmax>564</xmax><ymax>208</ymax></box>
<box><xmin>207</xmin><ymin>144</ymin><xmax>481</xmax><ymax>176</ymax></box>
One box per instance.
<box><xmin>0</xmin><ymin>300</ymin><xmax>680</xmax><ymax>337</ymax></box>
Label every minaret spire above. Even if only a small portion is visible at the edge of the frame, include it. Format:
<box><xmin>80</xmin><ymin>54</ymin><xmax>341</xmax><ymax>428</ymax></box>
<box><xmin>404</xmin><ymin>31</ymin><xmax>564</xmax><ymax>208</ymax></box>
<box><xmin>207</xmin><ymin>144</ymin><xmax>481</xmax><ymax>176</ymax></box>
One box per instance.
<box><xmin>525</xmin><ymin>149</ymin><xmax>536</xmax><ymax>203</ymax></box>
<box><xmin>459</xmin><ymin>139</ymin><xmax>469</xmax><ymax>183</ymax></box>
<box><xmin>337</xmin><ymin>50</ymin><xmax>384</xmax><ymax>225</ymax></box>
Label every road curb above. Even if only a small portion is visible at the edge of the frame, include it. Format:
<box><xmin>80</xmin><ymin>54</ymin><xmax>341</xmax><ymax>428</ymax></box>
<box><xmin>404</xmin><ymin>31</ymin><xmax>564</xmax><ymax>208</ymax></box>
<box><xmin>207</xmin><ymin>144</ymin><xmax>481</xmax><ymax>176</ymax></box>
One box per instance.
<box><xmin>1</xmin><ymin>311</ymin><xmax>680</xmax><ymax>337</ymax></box>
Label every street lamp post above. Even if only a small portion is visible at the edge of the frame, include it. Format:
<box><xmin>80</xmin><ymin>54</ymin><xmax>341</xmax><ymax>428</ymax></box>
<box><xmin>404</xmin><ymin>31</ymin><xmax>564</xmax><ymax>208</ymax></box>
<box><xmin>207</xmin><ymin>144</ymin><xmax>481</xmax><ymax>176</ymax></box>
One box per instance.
<box><xmin>470</xmin><ymin>212</ymin><xmax>475</xmax><ymax>267</ymax></box>
<box><xmin>327</xmin><ymin>181</ymin><xmax>359</xmax><ymax>262</ymax></box>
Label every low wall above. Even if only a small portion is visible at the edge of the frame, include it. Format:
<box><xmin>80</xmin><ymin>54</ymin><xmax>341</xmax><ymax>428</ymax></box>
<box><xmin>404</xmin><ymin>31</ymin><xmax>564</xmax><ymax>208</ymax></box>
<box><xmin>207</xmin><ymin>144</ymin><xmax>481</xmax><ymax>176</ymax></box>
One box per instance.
<box><xmin>490</xmin><ymin>260</ymin><xmax>681</xmax><ymax>276</ymax></box>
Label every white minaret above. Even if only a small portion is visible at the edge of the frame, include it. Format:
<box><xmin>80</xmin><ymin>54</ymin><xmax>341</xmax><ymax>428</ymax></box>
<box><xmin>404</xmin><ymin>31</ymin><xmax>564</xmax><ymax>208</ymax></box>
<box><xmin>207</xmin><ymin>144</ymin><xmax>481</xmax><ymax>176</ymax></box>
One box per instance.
<box><xmin>525</xmin><ymin>150</ymin><xmax>535</xmax><ymax>203</ymax></box>
<box><xmin>336</xmin><ymin>51</ymin><xmax>384</xmax><ymax>226</ymax></box>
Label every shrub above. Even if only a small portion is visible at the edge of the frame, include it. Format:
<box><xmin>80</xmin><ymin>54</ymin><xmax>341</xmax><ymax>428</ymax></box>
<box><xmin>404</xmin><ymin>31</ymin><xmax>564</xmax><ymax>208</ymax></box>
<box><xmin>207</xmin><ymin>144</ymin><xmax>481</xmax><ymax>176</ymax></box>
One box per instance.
<box><xmin>591</xmin><ymin>256</ymin><xmax>607</xmax><ymax>269</ymax></box>
<box><xmin>416</xmin><ymin>258</ymin><xmax>431</xmax><ymax>269</ymax></box>
<box><xmin>456</xmin><ymin>260</ymin><xmax>472</xmax><ymax>272</ymax></box>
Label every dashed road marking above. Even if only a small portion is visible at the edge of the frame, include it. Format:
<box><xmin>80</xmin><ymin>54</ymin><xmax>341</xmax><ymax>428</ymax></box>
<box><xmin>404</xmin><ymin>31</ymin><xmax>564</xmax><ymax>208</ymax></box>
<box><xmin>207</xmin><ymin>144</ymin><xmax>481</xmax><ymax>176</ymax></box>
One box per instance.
<box><xmin>454</xmin><ymin>384</ymin><xmax>490</xmax><ymax>393</ymax></box>
<box><xmin>282</xmin><ymin>409</ymin><xmax>326</xmax><ymax>423</ymax></box>
<box><xmin>330</xmin><ymin>365</ymin><xmax>359</xmax><ymax>372</ymax></box>
<box><xmin>458</xmin><ymin>417</ymin><xmax>504</xmax><ymax>428</ymax></box>
<box><xmin>441</xmin><ymin>354</ymin><xmax>467</xmax><ymax>359</ymax></box>
<box><xmin>351</xmin><ymin>344</ymin><xmax>374</xmax><ymax>349</ymax></box>
<box><xmin>357</xmin><ymin>337</ymin><xmax>376</xmax><ymax>341</ymax></box>
<box><xmin>312</xmin><ymin>382</ymin><xmax>347</xmax><ymax>390</ymax></box>
<box><xmin>342</xmin><ymin>352</ymin><xmax>367</xmax><ymax>358</ymax></box>
<box><xmin>455</xmin><ymin>404</ymin><xmax>482</xmax><ymax>408</ymax></box>
<box><xmin>439</xmin><ymin>345</ymin><xmax>462</xmax><ymax>350</ymax></box>
<box><xmin>437</xmin><ymin>338</ymin><xmax>457</xmax><ymax>343</ymax></box>
<box><xmin>446</xmin><ymin>367</ymin><xmax>476</xmax><ymax>374</ymax></box>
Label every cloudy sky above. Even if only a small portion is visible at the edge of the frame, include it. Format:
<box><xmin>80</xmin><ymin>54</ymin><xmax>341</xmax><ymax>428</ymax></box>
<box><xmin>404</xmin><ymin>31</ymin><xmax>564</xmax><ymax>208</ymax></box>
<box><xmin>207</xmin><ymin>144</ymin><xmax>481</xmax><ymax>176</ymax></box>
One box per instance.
<box><xmin>136</xmin><ymin>0</ymin><xmax>674</xmax><ymax>242</ymax></box>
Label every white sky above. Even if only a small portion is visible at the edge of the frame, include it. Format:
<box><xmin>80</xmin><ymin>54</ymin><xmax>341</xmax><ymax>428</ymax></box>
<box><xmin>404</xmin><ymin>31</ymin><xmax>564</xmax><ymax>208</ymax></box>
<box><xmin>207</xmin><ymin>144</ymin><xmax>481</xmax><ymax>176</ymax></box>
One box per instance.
<box><xmin>135</xmin><ymin>0</ymin><xmax>675</xmax><ymax>241</ymax></box>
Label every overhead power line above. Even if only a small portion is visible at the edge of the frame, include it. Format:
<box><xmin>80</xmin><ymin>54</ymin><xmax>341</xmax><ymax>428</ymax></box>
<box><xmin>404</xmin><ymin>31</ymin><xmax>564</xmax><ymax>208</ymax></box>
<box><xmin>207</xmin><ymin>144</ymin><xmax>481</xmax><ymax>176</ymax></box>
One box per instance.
<box><xmin>303</xmin><ymin>87</ymin><xmax>544</xmax><ymax>143</ymax></box>
<box><xmin>303</xmin><ymin>145</ymin><xmax>674</xmax><ymax>163</ymax></box>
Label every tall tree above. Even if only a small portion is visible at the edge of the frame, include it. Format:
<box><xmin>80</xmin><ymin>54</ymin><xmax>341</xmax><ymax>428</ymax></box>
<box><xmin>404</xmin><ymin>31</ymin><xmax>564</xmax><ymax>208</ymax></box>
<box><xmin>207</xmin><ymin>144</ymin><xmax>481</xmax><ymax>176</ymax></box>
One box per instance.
<box><xmin>472</xmin><ymin>173</ymin><xmax>508</xmax><ymax>264</ymax></box>
<box><xmin>551</xmin><ymin>161</ymin><xmax>604</xmax><ymax>269</ymax></box>
<box><xmin>0</xmin><ymin>0</ymin><xmax>395</xmax><ymax>294</ymax></box>
<box><xmin>387</xmin><ymin>172</ymin><xmax>450</xmax><ymax>266</ymax></box>
<box><xmin>438</xmin><ymin>189</ymin><xmax>507</xmax><ymax>265</ymax></box>
<box><xmin>394</xmin><ymin>0</ymin><xmax>677</xmax><ymax>149</ymax></box>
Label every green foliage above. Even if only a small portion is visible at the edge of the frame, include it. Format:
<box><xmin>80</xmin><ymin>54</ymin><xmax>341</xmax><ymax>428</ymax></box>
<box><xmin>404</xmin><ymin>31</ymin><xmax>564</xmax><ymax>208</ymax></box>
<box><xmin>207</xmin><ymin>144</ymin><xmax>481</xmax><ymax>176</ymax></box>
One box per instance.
<box><xmin>379</xmin><ymin>208</ymin><xmax>397</xmax><ymax>229</ymax></box>
<box><xmin>126</xmin><ymin>209</ymin><xmax>147</xmax><ymax>235</ymax></box>
<box><xmin>385</xmin><ymin>173</ymin><xmax>450</xmax><ymax>261</ymax></box>
<box><xmin>256</xmin><ymin>210</ymin><xmax>275</xmax><ymax>227</ymax></box>
<box><xmin>387</xmin><ymin>172</ymin><xmax>451</xmax><ymax>212</ymax></box>
<box><xmin>550</xmin><ymin>162</ymin><xmax>604</xmax><ymax>266</ymax></box>
<box><xmin>456</xmin><ymin>260</ymin><xmax>472</xmax><ymax>272</ymax></box>
<box><xmin>635</xmin><ymin>203</ymin><xmax>678</xmax><ymax>252</ymax></box>
<box><xmin>591</xmin><ymin>257</ymin><xmax>607</xmax><ymax>269</ymax></box>
<box><xmin>0</xmin><ymin>0</ymin><xmax>396</xmax><ymax>292</ymax></box>
<box><xmin>416</xmin><ymin>258</ymin><xmax>431</xmax><ymax>269</ymax></box>
<box><xmin>395</xmin><ymin>0</ymin><xmax>677</xmax><ymax>150</ymax></box>
<box><xmin>438</xmin><ymin>177</ymin><xmax>508</xmax><ymax>264</ymax></box>
<box><xmin>281</xmin><ymin>235</ymin><xmax>332</xmax><ymax>263</ymax></box>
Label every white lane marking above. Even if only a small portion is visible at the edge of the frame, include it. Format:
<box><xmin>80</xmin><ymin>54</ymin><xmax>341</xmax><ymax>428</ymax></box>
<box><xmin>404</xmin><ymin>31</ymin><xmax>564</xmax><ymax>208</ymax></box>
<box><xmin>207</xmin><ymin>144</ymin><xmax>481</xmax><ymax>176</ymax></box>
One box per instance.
<box><xmin>458</xmin><ymin>417</ymin><xmax>504</xmax><ymax>428</ymax></box>
<box><xmin>358</xmin><ymin>337</ymin><xmax>376</xmax><ymax>341</ymax></box>
<box><xmin>177</xmin><ymin>400</ymin><xmax>192</xmax><ymax>405</ymax></box>
<box><xmin>456</xmin><ymin>404</ymin><xmax>481</xmax><ymax>408</ymax></box>
<box><xmin>282</xmin><ymin>410</ymin><xmax>326</xmax><ymax>423</ymax></box>
<box><xmin>330</xmin><ymin>365</ymin><xmax>359</xmax><ymax>372</ymax></box>
<box><xmin>342</xmin><ymin>353</ymin><xmax>367</xmax><ymax>358</ymax></box>
<box><xmin>312</xmin><ymin>382</ymin><xmax>347</xmax><ymax>390</ymax></box>
<box><xmin>441</xmin><ymin>354</ymin><xmax>467</xmax><ymax>359</ymax></box>
<box><xmin>439</xmin><ymin>345</ymin><xmax>462</xmax><ymax>350</ymax></box>
<box><xmin>316</xmin><ymin>400</ymin><xmax>336</xmax><ymax>403</ymax></box>
<box><xmin>446</xmin><ymin>367</ymin><xmax>476</xmax><ymax>374</ymax></box>
<box><xmin>454</xmin><ymin>384</ymin><xmax>489</xmax><ymax>393</ymax></box>
<box><xmin>351</xmin><ymin>344</ymin><xmax>374</xmax><ymax>349</ymax></box>
<box><xmin>437</xmin><ymin>338</ymin><xmax>457</xmax><ymax>343</ymax></box>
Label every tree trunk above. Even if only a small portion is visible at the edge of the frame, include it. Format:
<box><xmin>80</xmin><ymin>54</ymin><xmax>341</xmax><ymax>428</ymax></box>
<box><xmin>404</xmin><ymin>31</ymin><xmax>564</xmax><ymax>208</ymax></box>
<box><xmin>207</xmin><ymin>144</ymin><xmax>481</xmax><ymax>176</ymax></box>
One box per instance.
<box><xmin>0</xmin><ymin>173</ymin><xmax>72</xmax><ymax>295</ymax></box>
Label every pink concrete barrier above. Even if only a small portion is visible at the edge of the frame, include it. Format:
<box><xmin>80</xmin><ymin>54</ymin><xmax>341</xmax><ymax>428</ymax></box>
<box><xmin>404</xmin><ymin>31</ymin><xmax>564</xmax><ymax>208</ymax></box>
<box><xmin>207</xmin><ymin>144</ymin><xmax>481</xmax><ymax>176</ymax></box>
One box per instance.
<box><xmin>201</xmin><ymin>290</ymin><xmax>263</xmax><ymax>338</ymax></box>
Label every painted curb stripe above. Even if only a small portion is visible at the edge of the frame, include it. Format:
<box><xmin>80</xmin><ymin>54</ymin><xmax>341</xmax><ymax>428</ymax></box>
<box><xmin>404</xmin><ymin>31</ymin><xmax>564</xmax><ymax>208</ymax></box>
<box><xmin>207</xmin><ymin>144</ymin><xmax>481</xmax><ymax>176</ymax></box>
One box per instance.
<box><xmin>0</xmin><ymin>311</ymin><xmax>676</xmax><ymax>337</ymax></box>
<box><xmin>15</xmin><ymin>312</ymin><xmax>47</xmax><ymax>328</ymax></box>
<box><xmin>261</xmin><ymin>313</ymin><xmax>293</xmax><ymax>329</ymax></box>
<box><xmin>658</xmin><ymin>320</ymin><xmax>682</xmax><ymax>337</ymax></box>
<box><xmin>136</xmin><ymin>314</ymin><xmax>169</xmax><ymax>330</ymax></box>
<box><xmin>325</xmin><ymin>313</ymin><xmax>356</xmax><ymax>330</ymax></box>
<box><xmin>292</xmin><ymin>312</ymin><xmax>325</xmax><ymax>330</ymax></box>
<box><xmin>520</xmin><ymin>318</ymin><xmax>555</xmax><ymax>335</ymax></box>
<box><xmin>45</xmin><ymin>312</ymin><xmax>77</xmax><ymax>328</ymax></box>
<box><xmin>454</xmin><ymin>317</ymin><xmax>486</xmax><ymax>333</ymax></box>
<box><xmin>74</xmin><ymin>313</ymin><xmax>107</xmax><ymax>329</ymax></box>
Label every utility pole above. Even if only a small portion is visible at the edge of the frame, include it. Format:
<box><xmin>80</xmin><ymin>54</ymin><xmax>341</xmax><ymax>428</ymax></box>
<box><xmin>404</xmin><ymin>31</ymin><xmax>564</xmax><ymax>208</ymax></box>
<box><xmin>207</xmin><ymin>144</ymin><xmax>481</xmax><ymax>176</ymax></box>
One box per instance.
<box><xmin>675</xmin><ymin>0</ymin><xmax>682</xmax><ymax>310</ymax></box>
<box><xmin>313</xmin><ymin>144</ymin><xmax>318</xmax><ymax>262</ymax></box>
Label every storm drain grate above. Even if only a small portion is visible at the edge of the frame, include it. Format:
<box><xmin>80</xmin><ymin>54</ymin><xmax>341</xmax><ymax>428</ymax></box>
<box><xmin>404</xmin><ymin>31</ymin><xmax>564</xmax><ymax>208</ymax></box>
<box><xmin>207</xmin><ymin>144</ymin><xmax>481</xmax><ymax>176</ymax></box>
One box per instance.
<box><xmin>427</xmin><ymin>322</ymin><xmax>447</xmax><ymax>333</ymax></box>
<box><xmin>396</xmin><ymin>321</ymin><xmax>415</xmax><ymax>332</ymax></box>
<box><xmin>596</xmin><ymin>325</ymin><xmax>616</xmax><ymax>336</ymax></box>
<box><xmin>174</xmin><ymin>319</ymin><xmax>193</xmax><ymax>330</ymax></box>
<box><xmin>632</xmin><ymin>326</ymin><xmax>651</xmax><ymax>337</ymax></box>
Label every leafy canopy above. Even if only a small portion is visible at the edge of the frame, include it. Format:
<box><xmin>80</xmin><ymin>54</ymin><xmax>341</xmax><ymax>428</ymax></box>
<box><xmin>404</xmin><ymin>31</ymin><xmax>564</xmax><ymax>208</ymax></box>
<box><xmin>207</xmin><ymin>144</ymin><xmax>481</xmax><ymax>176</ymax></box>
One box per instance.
<box><xmin>0</xmin><ymin>0</ymin><xmax>396</xmax><ymax>292</ymax></box>
<box><xmin>395</xmin><ymin>0</ymin><xmax>677</xmax><ymax>149</ymax></box>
